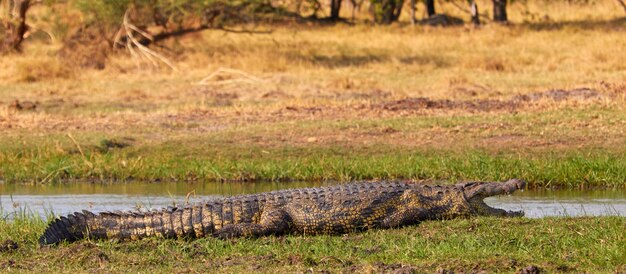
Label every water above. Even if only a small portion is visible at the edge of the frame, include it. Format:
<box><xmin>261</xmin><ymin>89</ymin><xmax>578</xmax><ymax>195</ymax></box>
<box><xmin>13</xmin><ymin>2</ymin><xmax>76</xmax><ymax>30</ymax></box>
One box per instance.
<box><xmin>1</xmin><ymin>182</ymin><xmax>625</xmax><ymax>219</ymax></box>
<box><xmin>0</xmin><ymin>182</ymin><xmax>326</xmax><ymax>219</ymax></box>
<box><xmin>484</xmin><ymin>189</ymin><xmax>626</xmax><ymax>218</ymax></box>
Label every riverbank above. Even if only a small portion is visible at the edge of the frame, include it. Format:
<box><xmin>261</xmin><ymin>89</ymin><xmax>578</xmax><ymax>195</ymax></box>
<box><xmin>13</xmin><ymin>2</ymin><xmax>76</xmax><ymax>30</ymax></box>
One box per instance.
<box><xmin>1</xmin><ymin>101</ymin><xmax>625</xmax><ymax>187</ymax></box>
<box><xmin>0</xmin><ymin>216</ymin><xmax>624</xmax><ymax>272</ymax></box>
<box><xmin>2</xmin><ymin>135</ymin><xmax>625</xmax><ymax>188</ymax></box>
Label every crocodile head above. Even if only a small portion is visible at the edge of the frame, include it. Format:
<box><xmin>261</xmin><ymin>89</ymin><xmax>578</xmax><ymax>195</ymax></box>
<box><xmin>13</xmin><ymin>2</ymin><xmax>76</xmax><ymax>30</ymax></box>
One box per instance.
<box><xmin>458</xmin><ymin>179</ymin><xmax>526</xmax><ymax>217</ymax></box>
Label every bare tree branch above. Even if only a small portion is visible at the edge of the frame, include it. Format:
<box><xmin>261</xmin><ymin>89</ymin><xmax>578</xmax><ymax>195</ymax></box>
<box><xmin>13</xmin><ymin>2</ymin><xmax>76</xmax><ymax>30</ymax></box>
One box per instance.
<box><xmin>117</xmin><ymin>9</ymin><xmax>178</xmax><ymax>71</ymax></box>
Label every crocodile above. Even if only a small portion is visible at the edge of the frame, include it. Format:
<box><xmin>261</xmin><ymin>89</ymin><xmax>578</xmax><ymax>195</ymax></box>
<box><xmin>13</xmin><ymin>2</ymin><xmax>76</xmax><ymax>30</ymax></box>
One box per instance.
<box><xmin>39</xmin><ymin>179</ymin><xmax>526</xmax><ymax>245</ymax></box>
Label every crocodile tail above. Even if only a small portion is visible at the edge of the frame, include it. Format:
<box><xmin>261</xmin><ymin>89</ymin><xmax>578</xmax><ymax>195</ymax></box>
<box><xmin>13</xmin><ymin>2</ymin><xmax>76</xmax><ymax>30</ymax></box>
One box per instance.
<box><xmin>39</xmin><ymin>210</ymin><xmax>94</xmax><ymax>246</ymax></box>
<box><xmin>39</xmin><ymin>206</ymin><xmax>211</xmax><ymax>246</ymax></box>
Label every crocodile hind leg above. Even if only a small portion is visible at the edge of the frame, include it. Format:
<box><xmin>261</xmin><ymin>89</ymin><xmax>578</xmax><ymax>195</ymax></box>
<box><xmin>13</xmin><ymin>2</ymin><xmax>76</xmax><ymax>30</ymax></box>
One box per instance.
<box><xmin>213</xmin><ymin>209</ymin><xmax>292</xmax><ymax>239</ymax></box>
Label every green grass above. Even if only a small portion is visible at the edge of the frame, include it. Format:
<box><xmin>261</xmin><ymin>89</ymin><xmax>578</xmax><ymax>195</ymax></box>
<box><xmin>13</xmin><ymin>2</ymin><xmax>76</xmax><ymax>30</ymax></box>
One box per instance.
<box><xmin>1</xmin><ymin>215</ymin><xmax>624</xmax><ymax>273</ymax></box>
<box><xmin>1</xmin><ymin>105</ymin><xmax>624</xmax><ymax>187</ymax></box>
<box><xmin>1</xmin><ymin>143</ymin><xmax>625</xmax><ymax>187</ymax></box>
<box><xmin>2</xmin><ymin>145</ymin><xmax>626</xmax><ymax>188</ymax></box>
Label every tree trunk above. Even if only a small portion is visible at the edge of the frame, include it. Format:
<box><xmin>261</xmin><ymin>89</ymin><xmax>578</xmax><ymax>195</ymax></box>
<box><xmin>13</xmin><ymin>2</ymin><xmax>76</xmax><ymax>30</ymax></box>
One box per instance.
<box><xmin>470</xmin><ymin>0</ymin><xmax>480</xmax><ymax>25</ymax></box>
<box><xmin>424</xmin><ymin>0</ymin><xmax>435</xmax><ymax>17</ymax></box>
<box><xmin>410</xmin><ymin>0</ymin><xmax>417</xmax><ymax>25</ymax></box>
<box><xmin>370</xmin><ymin>0</ymin><xmax>403</xmax><ymax>24</ymax></box>
<box><xmin>1</xmin><ymin>0</ymin><xmax>31</xmax><ymax>52</ymax></box>
<box><xmin>330</xmin><ymin>0</ymin><xmax>342</xmax><ymax>20</ymax></box>
<box><xmin>392</xmin><ymin>0</ymin><xmax>404</xmax><ymax>21</ymax></box>
<box><xmin>492</xmin><ymin>0</ymin><xmax>507</xmax><ymax>22</ymax></box>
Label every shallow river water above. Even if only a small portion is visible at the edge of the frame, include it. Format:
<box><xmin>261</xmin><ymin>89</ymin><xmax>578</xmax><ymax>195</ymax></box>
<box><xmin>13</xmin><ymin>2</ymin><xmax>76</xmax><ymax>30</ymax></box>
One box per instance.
<box><xmin>1</xmin><ymin>182</ymin><xmax>625</xmax><ymax>219</ymax></box>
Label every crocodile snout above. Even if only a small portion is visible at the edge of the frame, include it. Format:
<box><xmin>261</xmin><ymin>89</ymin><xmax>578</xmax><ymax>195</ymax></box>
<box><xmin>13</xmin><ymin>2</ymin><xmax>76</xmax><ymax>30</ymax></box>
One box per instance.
<box><xmin>462</xmin><ymin>179</ymin><xmax>527</xmax><ymax>199</ymax></box>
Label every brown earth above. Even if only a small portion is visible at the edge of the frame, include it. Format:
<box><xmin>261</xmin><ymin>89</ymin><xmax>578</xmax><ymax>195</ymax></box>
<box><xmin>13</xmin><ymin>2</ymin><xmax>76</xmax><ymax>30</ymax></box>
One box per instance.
<box><xmin>2</xmin><ymin>87</ymin><xmax>619</xmax><ymax>133</ymax></box>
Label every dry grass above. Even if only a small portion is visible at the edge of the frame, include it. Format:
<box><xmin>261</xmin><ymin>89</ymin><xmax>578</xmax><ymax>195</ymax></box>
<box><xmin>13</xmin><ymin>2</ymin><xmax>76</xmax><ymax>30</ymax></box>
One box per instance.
<box><xmin>2</xmin><ymin>24</ymin><xmax>624</xmax><ymax>108</ymax></box>
<box><xmin>13</xmin><ymin>57</ymin><xmax>73</xmax><ymax>82</ymax></box>
<box><xmin>1</xmin><ymin>1</ymin><xmax>623</xmax><ymax>94</ymax></box>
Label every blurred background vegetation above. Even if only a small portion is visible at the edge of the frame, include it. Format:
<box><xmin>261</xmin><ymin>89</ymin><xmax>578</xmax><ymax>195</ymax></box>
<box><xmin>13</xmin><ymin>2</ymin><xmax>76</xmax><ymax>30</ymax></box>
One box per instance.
<box><xmin>2</xmin><ymin>0</ymin><xmax>624</xmax><ymax>56</ymax></box>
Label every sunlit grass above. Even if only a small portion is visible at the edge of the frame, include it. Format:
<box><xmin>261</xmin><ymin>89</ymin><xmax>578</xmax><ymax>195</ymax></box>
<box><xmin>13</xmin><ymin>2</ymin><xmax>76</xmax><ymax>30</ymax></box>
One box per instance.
<box><xmin>0</xmin><ymin>215</ymin><xmax>623</xmax><ymax>272</ymax></box>
<box><xmin>1</xmin><ymin>142</ymin><xmax>625</xmax><ymax>187</ymax></box>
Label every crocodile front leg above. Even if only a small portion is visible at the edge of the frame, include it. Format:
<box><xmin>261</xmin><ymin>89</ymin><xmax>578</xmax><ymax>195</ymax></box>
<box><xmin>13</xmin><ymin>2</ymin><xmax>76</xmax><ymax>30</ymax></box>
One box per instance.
<box><xmin>213</xmin><ymin>209</ymin><xmax>292</xmax><ymax>239</ymax></box>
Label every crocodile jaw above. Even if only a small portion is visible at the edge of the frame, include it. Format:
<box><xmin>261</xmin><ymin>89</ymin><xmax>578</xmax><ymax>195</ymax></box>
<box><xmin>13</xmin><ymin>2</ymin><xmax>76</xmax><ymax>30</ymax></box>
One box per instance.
<box><xmin>460</xmin><ymin>179</ymin><xmax>527</xmax><ymax>217</ymax></box>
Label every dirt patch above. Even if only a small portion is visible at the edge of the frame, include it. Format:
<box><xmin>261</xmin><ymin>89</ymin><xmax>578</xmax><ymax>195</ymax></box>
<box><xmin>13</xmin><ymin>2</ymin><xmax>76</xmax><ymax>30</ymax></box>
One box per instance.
<box><xmin>0</xmin><ymin>259</ymin><xmax>20</xmax><ymax>270</ymax></box>
<box><xmin>330</xmin><ymin>89</ymin><xmax>392</xmax><ymax>100</ymax></box>
<box><xmin>382</xmin><ymin>88</ymin><xmax>610</xmax><ymax>113</ymax></box>
<box><xmin>600</xmin><ymin>81</ymin><xmax>626</xmax><ymax>96</ymax></box>
<box><xmin>192</xmin><ymin>87</ymin><xmax>241</xmax><ymax>106</ymax></box>
<box><xmin>382</xmin><ymin>97</ymin><xmax>519</xmax><ymax>112</ymax></box>
<box><xmin>517</xmin><ymin>265</ymin><xmax>542</xmax><ymax>274</ymax></box>
<box><xmin>346</xmin><ymin>262</ymin><xmax>421</xmax><ymax>274</ymax></box>
<box><xmin>513</xmin><ymin>88</ymin><xmax>604</xmax><ymax>102</ymax></box>
<box><xmin>99</xmin><ymin>137</ymin><xmax>135</xmax><ymax>152</ymax></box>
<box><xmin>0</xmin><ymin>84</ymin><xmax>620</xmax><ymax>145</ymax></box>
<box><xmin>287</xmin><ymin>254</ymin><xmax>303</xmax><ymax>265</ymax></box>
<box><xmin>384</xmin><ymin>264</ymin><xmax>419</xmax><ymax>274</ymax></box>
<box><xmin>0</xmin><ymin>240</ymin><xmax>18</xmax><ymax>253</ymax></box>
<box><xmin>284</xmin><ymin>106</ymin><xmax>323</xmax><ymax>114</ymax></box>
<box><xmin>6</xmin><ymin>98</ymin><xmax>84</xmax><ymax>113</ymax></box>
<box><xmin>7</xmin><ymin>100</ymin><xmax>38</xmax><ymax>112</ymax></box>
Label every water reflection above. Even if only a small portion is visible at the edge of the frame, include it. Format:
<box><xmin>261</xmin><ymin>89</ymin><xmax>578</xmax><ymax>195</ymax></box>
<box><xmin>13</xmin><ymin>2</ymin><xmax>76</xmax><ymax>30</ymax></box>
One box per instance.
<box><xmin>1</xmin><ymin>182</ymin><xmax>625</xmax><ymax>219</ymax></box>
<box><xmin>484</xmin><ymin>189</ymin><xmax>626</xmax><ymax>218</ymax></box>
<box><xmin>0</xmin><ymin>181</ymin><xmax>327</xmax><ymax>196</ymax></box>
